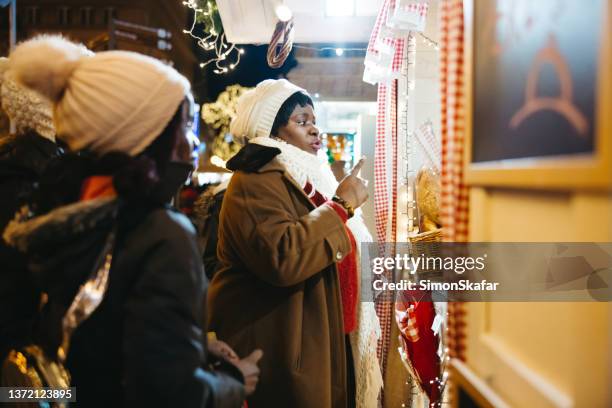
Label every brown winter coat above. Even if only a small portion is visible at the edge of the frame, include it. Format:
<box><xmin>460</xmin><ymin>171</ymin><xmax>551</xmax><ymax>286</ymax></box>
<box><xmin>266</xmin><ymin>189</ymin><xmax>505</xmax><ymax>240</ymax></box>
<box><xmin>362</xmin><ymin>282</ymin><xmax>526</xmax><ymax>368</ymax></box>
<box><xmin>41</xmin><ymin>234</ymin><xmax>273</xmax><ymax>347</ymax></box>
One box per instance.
<box><xmin>207</xmin><ymin>144</ymin><xmax>352</xmax><ymax>408</ymax></box>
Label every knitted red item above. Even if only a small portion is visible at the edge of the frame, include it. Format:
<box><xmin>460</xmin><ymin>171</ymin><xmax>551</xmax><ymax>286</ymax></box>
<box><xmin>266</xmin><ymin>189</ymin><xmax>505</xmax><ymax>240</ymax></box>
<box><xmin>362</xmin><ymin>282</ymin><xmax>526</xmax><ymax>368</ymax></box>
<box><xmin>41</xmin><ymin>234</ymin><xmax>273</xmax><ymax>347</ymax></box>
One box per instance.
<box><xmin>303</xmin><ymin>181</ymin><xmax>358</xmax><ymax>334</ymax></box>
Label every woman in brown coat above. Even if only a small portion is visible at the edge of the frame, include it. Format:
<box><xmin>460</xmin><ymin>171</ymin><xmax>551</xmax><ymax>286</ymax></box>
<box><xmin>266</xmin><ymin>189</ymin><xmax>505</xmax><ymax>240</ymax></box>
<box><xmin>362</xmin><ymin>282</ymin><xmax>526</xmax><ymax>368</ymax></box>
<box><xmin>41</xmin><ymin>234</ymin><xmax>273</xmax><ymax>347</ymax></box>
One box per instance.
<box><xmin>207</xmin><ymin>79</ymin><xmax>372</xmax><ymax>407</ymax></box>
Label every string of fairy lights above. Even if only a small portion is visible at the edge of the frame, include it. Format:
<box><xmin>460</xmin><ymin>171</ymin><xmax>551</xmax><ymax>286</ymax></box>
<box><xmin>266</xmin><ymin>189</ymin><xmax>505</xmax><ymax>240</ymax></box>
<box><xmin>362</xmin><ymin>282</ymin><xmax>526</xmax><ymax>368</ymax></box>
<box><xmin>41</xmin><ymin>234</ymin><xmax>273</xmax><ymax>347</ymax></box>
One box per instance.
<box><xmin>181</xmin><ymin>0</ymin><xmax>244</xmax><ymax>74</ymax></box>
<box><xmin>181</xmin><ymin>0</ymin><xmax>439</xmax><ymax>74</ymax></box>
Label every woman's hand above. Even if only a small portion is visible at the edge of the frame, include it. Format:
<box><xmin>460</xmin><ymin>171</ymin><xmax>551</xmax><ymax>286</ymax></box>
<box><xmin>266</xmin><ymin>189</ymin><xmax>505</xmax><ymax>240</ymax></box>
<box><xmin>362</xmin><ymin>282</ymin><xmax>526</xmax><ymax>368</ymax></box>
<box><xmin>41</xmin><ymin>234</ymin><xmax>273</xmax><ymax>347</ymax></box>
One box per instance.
<box><xmin>335</xmin><ymin>157</ymin><xmax>369</xmax><ymax>209</ymax></box>
<box><xmin>233</xmin><ymin>349</ymin><xmax>263</xmax><ymax>395</ymax></box>
<box><xmin>208</xmin><ymin>338</ymin><xmax>239</xmax><ymax>362</ymax></box>
<box><xmin>209</xmin><ymin>340</ymin><xmax>263</xmax><ymax>395</ymax></box>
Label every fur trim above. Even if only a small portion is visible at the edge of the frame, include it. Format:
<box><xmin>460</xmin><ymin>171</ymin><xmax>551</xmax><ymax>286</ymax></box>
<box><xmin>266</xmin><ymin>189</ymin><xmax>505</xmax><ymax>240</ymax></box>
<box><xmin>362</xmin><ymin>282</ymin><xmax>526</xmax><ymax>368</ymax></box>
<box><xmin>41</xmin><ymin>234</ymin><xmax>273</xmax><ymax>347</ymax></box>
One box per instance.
<box><xmin>3</xmin><ymin>197</ymin><xmax>117</xmax><ymax>252</ymax></box>
<box><xmin>9</xmin><ymin>35</ymin><xmax>92</xmax><ymax>102</ymax></box>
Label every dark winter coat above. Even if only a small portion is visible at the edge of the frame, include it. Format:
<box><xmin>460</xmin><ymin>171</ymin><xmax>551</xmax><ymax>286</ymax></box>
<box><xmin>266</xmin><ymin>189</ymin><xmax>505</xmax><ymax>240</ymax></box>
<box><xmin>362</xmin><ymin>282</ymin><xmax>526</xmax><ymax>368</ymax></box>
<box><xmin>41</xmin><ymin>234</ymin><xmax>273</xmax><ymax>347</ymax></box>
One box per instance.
<box><xmin>195</xmin><ymin>182</ymin><xmax>227</xmax><ymax>280</ymax></box>
<box><xmin>0</xmin><ymin>132</ymin><xmax>61</xmax><ymax>357</ymax></box>
<box><xmin>3</xmin><ymin>197</ymin><xmax>245</xmax><ymax>408</ymax></box>
<box><xmin>207</xmin><ymin>144</ymin><xmax>352</xmax><ymax>408</ymax></box>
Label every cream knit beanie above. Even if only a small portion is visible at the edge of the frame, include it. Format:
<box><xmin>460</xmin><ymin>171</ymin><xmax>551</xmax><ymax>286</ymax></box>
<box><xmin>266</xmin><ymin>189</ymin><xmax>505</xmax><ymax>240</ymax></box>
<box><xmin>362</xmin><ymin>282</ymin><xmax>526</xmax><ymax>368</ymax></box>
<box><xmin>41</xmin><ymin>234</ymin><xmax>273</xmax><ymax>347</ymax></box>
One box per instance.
<box><xmin>0</xmin><ymin>57</ymin><xmax>55</xmax><ymax>140</ymax></box>
<box><xmin>230</xmin><ymin>79</ymin><xmax>306</xmax><ymax>142</ymax></box>
<box><xmin>8</xmin><ymin>35</ymin><xmax>190</xmax><ymax>156</ymax></box>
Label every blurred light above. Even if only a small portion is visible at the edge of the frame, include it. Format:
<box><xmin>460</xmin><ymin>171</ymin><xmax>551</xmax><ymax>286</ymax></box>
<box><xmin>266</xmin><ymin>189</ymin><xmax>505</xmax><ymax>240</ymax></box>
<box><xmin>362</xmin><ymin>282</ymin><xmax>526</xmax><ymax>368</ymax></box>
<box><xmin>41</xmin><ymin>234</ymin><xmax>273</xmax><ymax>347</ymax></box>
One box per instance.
<box><xmin>275</xmin><ymin>4</ymin><xmax>293</xmax><ymax>22</ymax></box>
<box><xmin>314</xmin><ymin>93</ymin><xmax>320</xmax><ymax>98</ymax></box>
<box><xmin>196</xmin><ymin>172</ymin><xmax>231</xmax><ymax>186</ymax></box>
<box><xmin>211</xmin><ymin>155</ymin><xmax>227</xmax><ymax>168</ymax></box>
<box><xmin>335</xmin><ymin>48</ymin><xmax>344</xmax><ymax>56</ymax></box>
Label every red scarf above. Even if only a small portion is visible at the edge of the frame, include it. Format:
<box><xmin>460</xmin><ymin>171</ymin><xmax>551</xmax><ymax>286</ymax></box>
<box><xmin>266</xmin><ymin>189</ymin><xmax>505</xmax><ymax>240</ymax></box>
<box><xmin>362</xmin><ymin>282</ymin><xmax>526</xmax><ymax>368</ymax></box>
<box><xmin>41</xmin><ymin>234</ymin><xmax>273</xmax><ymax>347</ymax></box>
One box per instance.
<box><xmin>80</xmin><ymin>175</ymin><xmax>117</xmax><ymax>201</ymax></box>
<box><xmin>303</xmin><ymin>181</ymin><xmax>358</xmax><ymax>334</ymax></box>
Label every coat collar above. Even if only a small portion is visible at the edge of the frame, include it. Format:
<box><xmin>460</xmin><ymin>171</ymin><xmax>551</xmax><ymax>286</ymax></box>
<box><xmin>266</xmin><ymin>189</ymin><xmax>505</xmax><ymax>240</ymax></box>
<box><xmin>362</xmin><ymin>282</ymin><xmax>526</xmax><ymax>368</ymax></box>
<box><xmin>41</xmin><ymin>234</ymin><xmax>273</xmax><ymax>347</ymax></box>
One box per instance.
<box><xmin>225</xmin><ymin>141</ymin><xmax>315</xmax><ymax>208</ymax></box>
<box><xmin>3</xmin><ymin>197</ymin><xmax>118</xmax><ymax>254</ymax></box>
<box><xmin>226</xmin><ymin>143</ymin><xmax>281</xmax><ymax>173</ymax></box>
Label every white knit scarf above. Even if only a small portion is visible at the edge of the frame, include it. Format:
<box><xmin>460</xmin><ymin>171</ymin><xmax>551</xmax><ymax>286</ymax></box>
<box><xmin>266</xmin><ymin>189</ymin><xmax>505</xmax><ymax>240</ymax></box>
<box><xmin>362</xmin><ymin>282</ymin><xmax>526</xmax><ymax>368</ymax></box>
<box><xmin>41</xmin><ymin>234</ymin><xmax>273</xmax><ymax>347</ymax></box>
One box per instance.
<box><xmin>249</xmin><ymin>136</ymin><xmax>383</xmax><ymax>407</ymax></box>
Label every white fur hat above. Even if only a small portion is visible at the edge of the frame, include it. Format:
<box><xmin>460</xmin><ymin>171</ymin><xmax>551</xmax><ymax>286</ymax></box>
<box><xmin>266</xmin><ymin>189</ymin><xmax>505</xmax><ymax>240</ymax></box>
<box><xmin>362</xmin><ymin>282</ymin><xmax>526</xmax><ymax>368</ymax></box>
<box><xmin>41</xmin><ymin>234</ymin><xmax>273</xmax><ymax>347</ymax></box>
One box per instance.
<box><xmin>8</xmin><ymin>35</ymin><xmax>190</xmax><ymax>156</ymax></box>
<box><xmin>0</xmin><ymin>57</ymin><xmax>55</xmax><ymax>140</ymax></box>
<box><xmin>230</xmin><ymin>79</ymin><xmax>306</xmax><ymax>142</ymax></box>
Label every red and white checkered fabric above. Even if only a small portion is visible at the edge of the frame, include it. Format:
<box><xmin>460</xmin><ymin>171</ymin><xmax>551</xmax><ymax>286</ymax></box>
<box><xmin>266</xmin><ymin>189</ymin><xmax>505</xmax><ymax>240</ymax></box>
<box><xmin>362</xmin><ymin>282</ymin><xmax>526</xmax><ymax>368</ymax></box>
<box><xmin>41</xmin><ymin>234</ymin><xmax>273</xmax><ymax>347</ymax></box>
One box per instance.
<box><xmin>369</xmin><ymin>0</ymin><xmax>405</xmax><ymax>246</ymax></box>
<box><xmin>395</xmin><ymin>302</ymin><xmax>420</xmax><ymax>342</ymax></box>
<box><xmin>373</xmin><ymin>80</ymin><xmax>398</xmax><ymax>375</ymax></box>
<box><xmin>410</xmin><ymin>2</ymin><xmax>429</xmax><ymax>18</ymax></box>
<box><xmin>415</xmin><ymin>120</ymin><xmax>441</xmax><ymax>171</ymax></box>
<box><xmin>366</xmin><ymin>0</ymin><xmax>409</xmax><ymax>380</ymax></box>
<box><xmin>440</xmin><ymin>0</ymin><xmax>469</xmax><ymax>363</ymax></box>
<box><xmin>395</xmin><ymin>1</ymin><xmax>429</xmax><ymax>32</ymax></box>
<box><xmin>439</xmin><ymin>0</ymin><xmax>469</xmax><ymax>243</ymax></box>
<box><xmin>367</xmin><ymin>0</ymin><xmax>390</xmax><ymax>54</ymax></box>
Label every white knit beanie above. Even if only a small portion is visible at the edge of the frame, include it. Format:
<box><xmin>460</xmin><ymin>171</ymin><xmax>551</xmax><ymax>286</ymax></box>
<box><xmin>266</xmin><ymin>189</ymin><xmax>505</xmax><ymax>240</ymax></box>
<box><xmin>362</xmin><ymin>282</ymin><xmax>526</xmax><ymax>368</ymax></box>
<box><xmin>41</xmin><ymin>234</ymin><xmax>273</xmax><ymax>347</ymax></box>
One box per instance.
<box><xmin>0</xmin><ymin>57</ymin><xmax>55</xmax><ymax>140</ymax></box>
<box><xmin>8</xmin><ymin>35</ymin><xmax>190</xmax><ymax>156</ymax></box>
<box><xmin>230</xmin><ymin>79</ymin><xmax>307</xmax><ymax>142</ymax></box>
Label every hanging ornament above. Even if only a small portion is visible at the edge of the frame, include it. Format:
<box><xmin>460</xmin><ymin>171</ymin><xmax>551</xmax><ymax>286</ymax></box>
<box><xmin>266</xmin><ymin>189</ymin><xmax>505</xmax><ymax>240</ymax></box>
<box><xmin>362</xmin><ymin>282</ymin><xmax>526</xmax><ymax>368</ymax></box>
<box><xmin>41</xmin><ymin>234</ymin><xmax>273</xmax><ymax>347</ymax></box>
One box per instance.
<box><xmin>267</xmin><ymin>18</ymin><xmax>295</xmax><ymax>69</ymax></box>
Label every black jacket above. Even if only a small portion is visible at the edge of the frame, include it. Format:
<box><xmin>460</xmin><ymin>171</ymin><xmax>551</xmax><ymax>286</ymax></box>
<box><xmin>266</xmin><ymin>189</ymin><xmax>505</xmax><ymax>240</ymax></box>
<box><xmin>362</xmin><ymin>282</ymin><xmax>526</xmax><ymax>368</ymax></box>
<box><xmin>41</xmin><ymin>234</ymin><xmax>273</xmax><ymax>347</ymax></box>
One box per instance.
<box><xmin>3</xmin><ymin>197</ymin><xmax>245</xmax><ymax>408</ymax></box>
<box><xmin>0</xmin><ymin>132</ymin><xmax>61</xmax><ymax>357</ymax></box>
<box><xmin>195</xmin><ymin>185</ymin><xmax>226</xmax><ymax>280</ymax></box>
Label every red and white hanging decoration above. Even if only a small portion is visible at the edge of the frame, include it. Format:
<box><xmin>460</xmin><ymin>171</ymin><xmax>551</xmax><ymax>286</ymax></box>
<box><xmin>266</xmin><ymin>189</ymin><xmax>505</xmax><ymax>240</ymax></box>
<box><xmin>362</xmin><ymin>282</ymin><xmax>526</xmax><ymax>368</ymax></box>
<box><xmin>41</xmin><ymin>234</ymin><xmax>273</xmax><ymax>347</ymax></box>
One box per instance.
<box><xmin>363</xmin><ymin>0</ymin><xmax>431</xmax><ymax>390</ymax></box>
<box><xmin>364</xmin><ymin>0</ymin><xmax>403</xmax><ymax>378</ymax></box>
<box><xmin>439</xmin><ymin>0</ymin><xmax>468</xmax><ymax>365</ymax></box>
<box><xmin>386</xmin><ymin>0</ymin><xmax>430</xmax><ymax>34</ymax></box>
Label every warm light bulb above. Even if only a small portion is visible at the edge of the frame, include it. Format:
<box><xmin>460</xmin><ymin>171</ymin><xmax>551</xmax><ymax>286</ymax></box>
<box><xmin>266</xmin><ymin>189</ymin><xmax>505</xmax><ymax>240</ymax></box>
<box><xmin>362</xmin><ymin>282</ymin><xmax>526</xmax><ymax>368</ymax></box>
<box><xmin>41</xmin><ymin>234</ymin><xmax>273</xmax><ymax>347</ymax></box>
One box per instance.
<box><xmin>275</xmin><ymin>4</ymin><xmax>293</xmax><ymax>22</ymax></box>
